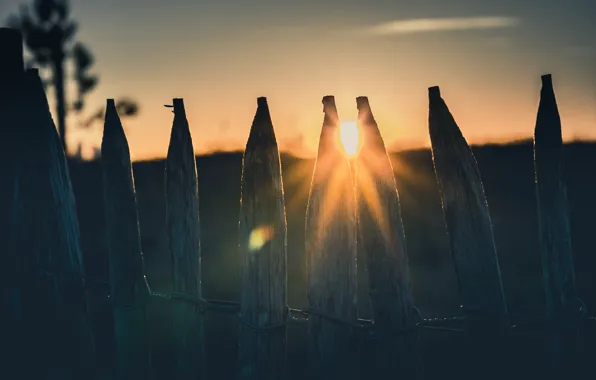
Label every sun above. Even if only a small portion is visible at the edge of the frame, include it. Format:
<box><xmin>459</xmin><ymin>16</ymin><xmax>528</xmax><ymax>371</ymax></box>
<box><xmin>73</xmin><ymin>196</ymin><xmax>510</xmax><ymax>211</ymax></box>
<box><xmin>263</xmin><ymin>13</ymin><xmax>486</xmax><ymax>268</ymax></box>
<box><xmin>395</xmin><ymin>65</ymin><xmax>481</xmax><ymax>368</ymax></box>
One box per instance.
<box><xmin>339</xmin><ymin>120</ymin><xmax>361</xmax><ymax>157</ymax></box>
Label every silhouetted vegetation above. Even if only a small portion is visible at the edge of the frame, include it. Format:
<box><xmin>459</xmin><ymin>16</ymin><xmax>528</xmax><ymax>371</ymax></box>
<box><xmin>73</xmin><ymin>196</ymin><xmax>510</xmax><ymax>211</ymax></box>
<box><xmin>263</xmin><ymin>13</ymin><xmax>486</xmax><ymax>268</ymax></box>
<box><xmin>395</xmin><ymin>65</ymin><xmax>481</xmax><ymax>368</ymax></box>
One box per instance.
<box><xmin>7</xmin><ymin>0</ymin><xmax>139</xmax><ymax>152</ymax></box>
<box><xmin>66</xmin><ymin>143</ymin><xmax>596</xmax><ymax>380</ymax></box>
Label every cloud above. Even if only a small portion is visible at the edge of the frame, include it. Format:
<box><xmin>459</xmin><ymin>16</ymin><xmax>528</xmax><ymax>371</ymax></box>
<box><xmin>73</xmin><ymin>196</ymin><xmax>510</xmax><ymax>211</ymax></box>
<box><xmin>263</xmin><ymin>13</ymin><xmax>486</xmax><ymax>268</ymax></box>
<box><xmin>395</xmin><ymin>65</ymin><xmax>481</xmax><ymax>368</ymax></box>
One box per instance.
<box><xmin>364</xmin><ymin>16</ymin><xmax>521</xmax><ymax>36</ymax></box>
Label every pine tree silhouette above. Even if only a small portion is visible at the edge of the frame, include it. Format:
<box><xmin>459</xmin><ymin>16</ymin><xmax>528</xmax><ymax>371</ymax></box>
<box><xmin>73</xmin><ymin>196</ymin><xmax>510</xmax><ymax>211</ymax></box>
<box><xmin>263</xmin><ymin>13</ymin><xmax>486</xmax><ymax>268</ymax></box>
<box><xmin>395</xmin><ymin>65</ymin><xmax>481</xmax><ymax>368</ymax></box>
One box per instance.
<box><xmin>7</xmin><ymin>0</ymin><xmax>139</xmax><ymax>153</ymax></box>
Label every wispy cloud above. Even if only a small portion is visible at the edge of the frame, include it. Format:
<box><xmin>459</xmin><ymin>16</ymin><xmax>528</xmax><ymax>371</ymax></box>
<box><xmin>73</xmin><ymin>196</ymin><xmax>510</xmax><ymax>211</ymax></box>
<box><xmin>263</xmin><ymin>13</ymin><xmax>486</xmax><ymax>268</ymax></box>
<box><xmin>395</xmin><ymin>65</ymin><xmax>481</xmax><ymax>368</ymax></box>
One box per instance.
<box><xmin>364</xmin><ymin>16</ymin><xmax>521</xmax><ymax>36</ymax></box>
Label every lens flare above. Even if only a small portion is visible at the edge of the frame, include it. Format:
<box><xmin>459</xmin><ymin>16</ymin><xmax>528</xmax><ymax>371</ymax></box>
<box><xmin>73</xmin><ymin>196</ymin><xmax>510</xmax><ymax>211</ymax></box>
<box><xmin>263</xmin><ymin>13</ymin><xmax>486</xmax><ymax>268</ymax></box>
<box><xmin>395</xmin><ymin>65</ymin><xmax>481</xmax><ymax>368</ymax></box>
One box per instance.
<box><xmin>248</xmin><ymin>225</ymin><xmax>275</xmax><ymax>251</ymax></box>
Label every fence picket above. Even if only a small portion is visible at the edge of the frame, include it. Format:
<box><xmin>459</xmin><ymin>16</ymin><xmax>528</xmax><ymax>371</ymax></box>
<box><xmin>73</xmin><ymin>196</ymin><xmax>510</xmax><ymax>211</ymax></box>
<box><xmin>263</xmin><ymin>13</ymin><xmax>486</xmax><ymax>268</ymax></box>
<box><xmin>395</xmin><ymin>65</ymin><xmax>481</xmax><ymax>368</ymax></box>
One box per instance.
<box><xmin>238</xmin><ymin>97</ymin><xmax>288</xmax><ymax>380</ymax></box>
<box><xmin>0</xmin><ymin>28</ymin><xmax>26</xmax><ymax>376</ymax></box>
<box><xmin>305</xmin><ymin>96</ymin><xmax>358</xmax><ymax>380</ymax></box>
<box><xmin>355</xmin><ymin>96</ymin><xmax>423</xmax><ymax>379</ymax></box>
<box><xmin>428</xmin><ymin>86</ymin><xmax>508</xmax><ymax>378</ymax></box>
<box><xmin>20</xmin><ymin>69</ymin><xmax>96</xmax><ymax>377</ymax></box>
<box><xmin>533</xmin><ymin>74</ymin><xmax>580</xmax><ymax>373</ymax></box>
<box><xmin>101</xmin><ymin>99</ymin><xmax>150</xmax><ymax>379</ymax></box>
<box><xmin>165</xmin><ymin>98</ymin><xmax>206</xmax><ymax>379</ymax></box>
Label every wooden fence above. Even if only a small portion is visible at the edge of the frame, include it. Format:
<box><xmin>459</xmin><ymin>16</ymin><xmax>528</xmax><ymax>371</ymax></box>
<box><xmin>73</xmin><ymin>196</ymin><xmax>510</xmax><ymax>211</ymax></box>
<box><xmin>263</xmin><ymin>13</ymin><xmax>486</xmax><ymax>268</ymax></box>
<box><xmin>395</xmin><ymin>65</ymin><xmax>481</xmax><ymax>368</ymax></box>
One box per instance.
<box><xmin>0</xmin><ymin>27</ymin><xmax>594</xmax><ymax>380</ymax></box>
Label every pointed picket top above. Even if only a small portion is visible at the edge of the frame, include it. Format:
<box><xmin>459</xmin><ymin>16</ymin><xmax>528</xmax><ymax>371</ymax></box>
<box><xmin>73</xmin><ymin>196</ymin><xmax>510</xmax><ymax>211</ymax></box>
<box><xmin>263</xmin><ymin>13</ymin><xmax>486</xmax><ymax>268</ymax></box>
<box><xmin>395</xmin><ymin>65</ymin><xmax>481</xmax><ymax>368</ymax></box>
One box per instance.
<box><xmin>18</xmin><ymin>68</ymin><xmax>96</xmax><ymax>376</ymax></box>
<box><xmin>315</xmin><ymin>95</ymin><xmax>340</xmax><ymax>156</ymax></box>
<box><xmin>428</xmin><ymin>85</ymin><xmax>507</xmax><ymax>318</ymax></box>
<box><xmin>101</xmin><ymin>97</ymin><xmax>146</xmax><ymax>298</ymax></box>
<box><xmin>25</xmin><ymin>68</ymin><xmax>86</xmax><ymax>268</ymax></box>
<box><xmin>428</xmin><ymin>86</ymin><xmax>470</xmax><ymax>150</ymax></box>
<box><xmin>238</xmin><ymin>97</ymin><xmax>288</xmax><ymax>380</ymax></box>
<box><xmin>535</xmin><ymin>74</ymin><xmax>564</xmax><ymax>151</ymax></box>
<box><xmin>310</xmin><ymin>95</ymin><xmax>343</xmax><ymax>191</ymax></box>
<box><xmin>166</xmin><ymin>97</ymin><xmax>201</xmax><ymax>295</ymax></box>
<box><xmin>356</xmin><ymin>96</ymin><xmax>375</xmax><ymax>124</ymax></box>
<box><xmin>102</xmin><ymin>99</ymin><xmax>130</xmax><ymax>158</ymax></box>
<box><xmin>165</xmin><ymin>98</ymin><xmax>205</xmax><ymax>379</ymax></box>
<box><xmin>356</xmin><ymin>95</ymin><xmax>400</xmax><ymax>241</ymax></box>
<box><xmin>429</xmin><ymin>85</ymin><xmax>441</xmax><ymax>98</ymax></box>
<box><xmin>322</xmin><ymin>95</ymin><xmax>339</xmax><ymax>125</ymax></box>
<box><xmin>429</xmin><ymin>85</ymin><xmax>509</xmax><ymax>378</ymax></box>
<box><xmin>172</xmin><ymin>98</ymin><xmax>189</xmax><ymax>129</ymax></box>
<box><xmin>533</xmin><ymin>73</ymin><xmax>576</xmax><ymax>314</ymax></box>
<box><xmin>25</xmin><ymin>68</ymin><xmax>86</xmax><ymax>269</ymax></box>
<box><xmin>306</xmin><ymin>95</ymin><xmax>358</xmax><ymax>379</ymax></box>
<box><xmin>533</xmin><ymin>74</ymin><xmax>578</xmax><ymax>372</ymax></box>
<box><xmin>355</xmin><ymin>96</ymin><xmax>421</xmax><ymax>379</ymax></box>
<box><xmin>356</xmin><ymin>96</ymin><xmax>387</xmax><ymax>153</ymax></box>
<box><xmin>246</xmin><ymin>97</ymin><xmax>277</xmax><ymax>149</ymax></box>
<box><xmin>355</xmin><ymin>95</ymin><xmax>415</xmax><ymax>314</ymax></box>
<box><xmin>355</xmin><ymin>95</ymin><xmax>400</xmax><ymax>178</ymax></box>
<box><xmin>101</xmin><ymin>98</ymin><xmax>150</xmax><ymax>379</ymax></box>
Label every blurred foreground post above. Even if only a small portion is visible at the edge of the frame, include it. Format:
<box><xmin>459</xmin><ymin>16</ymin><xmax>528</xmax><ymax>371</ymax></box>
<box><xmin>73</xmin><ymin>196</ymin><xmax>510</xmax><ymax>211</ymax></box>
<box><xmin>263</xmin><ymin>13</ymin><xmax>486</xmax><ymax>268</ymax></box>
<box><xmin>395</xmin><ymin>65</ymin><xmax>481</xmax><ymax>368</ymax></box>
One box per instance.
<box><xmin>165</xmin><ymin>98</ymin><xmax>206</xmax><ymax>379</ymax></box>
<box><xmin>533</xmin><ymin>74</ymin><xmax>581</xmax><ymax>374</ymax></box>
<box><xmin>18</xmin><ymin>68</ymin><xmax>96</xmax><ymax>378</ymax></box>
<box><xmin>0</xmin><ymin>27</ymin><xmax>25</xmax><ymax>375</ymax></box>
<box><xmin>428</xmin><ymin>86</ymin><xmax>508</xmax><ymax>379</ymax></box>
<box><xmin>102</xmin><ymin>99</ymin><xmax>150</xmax><ymax>379</ymax></box>
<box><xmin>355</xmin><ymin>97</ymin><xmax>423</xmax><ymax>379</ymax></box>
<box><xmin>0</xmin><ymin>28</ymin><xmax>24</xmax><ymax>78</ymax></box>
<box><xmin>238</xmin><ymin>97</ymin><xmax>288</xmax><ymax>380</ymax></box>
<box><xmin>306</xmin><ymin>96</ymin><xmax>358</xmax><ymax>380</ymax></box>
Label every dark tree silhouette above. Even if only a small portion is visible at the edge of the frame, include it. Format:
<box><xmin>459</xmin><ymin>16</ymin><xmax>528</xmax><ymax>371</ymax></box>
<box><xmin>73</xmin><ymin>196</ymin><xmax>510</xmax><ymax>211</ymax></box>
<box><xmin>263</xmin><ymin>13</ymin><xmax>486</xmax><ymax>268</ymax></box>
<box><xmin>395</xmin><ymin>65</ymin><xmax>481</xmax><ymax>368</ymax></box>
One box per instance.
<box><xmin>7</xmin><ymin>0</ymin><xmax>139</xmax><ymax>153</ymax></box>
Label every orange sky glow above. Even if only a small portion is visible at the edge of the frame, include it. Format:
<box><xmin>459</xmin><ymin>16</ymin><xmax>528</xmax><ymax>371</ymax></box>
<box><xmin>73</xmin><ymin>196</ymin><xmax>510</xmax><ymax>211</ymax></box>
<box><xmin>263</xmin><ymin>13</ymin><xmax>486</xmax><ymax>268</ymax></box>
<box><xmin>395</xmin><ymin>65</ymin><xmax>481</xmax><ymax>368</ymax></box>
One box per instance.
<box><xmin>2</xmin><ymin>0</ymin><xmax>595</xmax><ymax>161</ymax></box>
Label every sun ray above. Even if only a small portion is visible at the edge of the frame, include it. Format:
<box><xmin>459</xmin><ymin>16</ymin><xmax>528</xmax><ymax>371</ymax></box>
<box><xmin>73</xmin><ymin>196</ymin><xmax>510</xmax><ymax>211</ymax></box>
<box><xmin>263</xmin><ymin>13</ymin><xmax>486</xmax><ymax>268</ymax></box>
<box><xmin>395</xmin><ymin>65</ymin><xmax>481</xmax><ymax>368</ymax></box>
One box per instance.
<box><xmin>282</xmin><ymin>157</ymin><xmax>316</xmax><ymax>214</ymax></box>
<box><xmin>339</xmin><ymin>120</ymin><xmax>363</xmax><ymax>157</ymax></box>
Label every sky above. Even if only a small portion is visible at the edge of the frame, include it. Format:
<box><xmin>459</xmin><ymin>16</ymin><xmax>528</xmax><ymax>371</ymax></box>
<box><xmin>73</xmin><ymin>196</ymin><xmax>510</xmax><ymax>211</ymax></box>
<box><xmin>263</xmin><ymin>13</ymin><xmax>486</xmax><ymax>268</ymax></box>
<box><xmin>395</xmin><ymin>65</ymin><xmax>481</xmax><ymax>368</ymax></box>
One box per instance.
<box><xmin>1</xmin><ymin>0</ymin><xmax>596</xmax><ymax>161</ymax></box>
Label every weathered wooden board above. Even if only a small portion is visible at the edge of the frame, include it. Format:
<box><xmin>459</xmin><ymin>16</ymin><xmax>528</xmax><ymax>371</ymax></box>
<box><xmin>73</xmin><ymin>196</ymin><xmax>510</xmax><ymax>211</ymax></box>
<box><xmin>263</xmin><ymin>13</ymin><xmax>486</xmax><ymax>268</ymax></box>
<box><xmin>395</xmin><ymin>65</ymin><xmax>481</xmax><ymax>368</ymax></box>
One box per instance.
<box><xmin>18</xmin><ymin>69</ymin><xmax>96</xmax><ymax>378</ymax></box>
<box><xmin>428</xmin><ymin>85</ymin><xmax>508</xmax><ymax>379</ymax></box>
<box><xmin>533</xmin><ymin>74</ymin><xmax>579</xmax><ymax>373</ymax></box>
<box><xmin>355</xmin><ymin>96</ymin><xmax>422</xmax><ymax>379</ymax></box>
<box><xmin>428</xmin><ymin>86</ymin><xmax>507</xmax><ymax>318</ymax></box>
<box><xmin>165</xmin><ymin>98</ymin><xmax>206</xmax><ymax>379</ymax></box>
<box><xmin>102</xmin><ymin>99</ymin><xmax>150</xmax><ymax>380</ymax></box>
<box><xmin>305</xmin><ymin>96</ymin><xmax>358</xmax><ymax>380</ymax></box>
<box><xmin>238</xmin><ymin>97</ymin><xmax>288</xmax><ymax>380</ymax></box>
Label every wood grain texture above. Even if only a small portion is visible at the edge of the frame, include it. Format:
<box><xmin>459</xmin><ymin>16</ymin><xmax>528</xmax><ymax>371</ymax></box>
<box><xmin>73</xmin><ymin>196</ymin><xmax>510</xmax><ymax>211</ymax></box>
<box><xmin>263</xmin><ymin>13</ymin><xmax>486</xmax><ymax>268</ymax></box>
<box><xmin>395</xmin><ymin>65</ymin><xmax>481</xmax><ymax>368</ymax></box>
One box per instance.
<box><xmin>355</xmin><ymin>96</ymin><xmax>422</xmax><ymax>380</ymax></box>
<box><xmin>17</xmin><ymin>69</ymin><xmax>96</xmax><ymax>378</ymax></box>
<box><xmin>428</xmin><ymin>86</ymin><xmax>507</xmax><ymax>317</ymax></box>
<box><xmin>165</xmin><ymin>98</ymin><xmax>206</xmax><ymax>379</ymax></box>
<box><xmin>102</xmin><ymin>99</ymin><xmax>150</xmax><ymax>380</ymax></box>
<box><xmin>533</xmin><ymin>74</ymin><xmax>579</xmax><ymax>372</ymax></box>
<box><xmin>305</xmin><ymin>96</ymin><xmax>358</xmax><ymax>380</ymax></box>
<box><xmin>429</xmin><ymin>86</ymin><xmax>508</xmax><ymax>380</ymax></box>
<box><xmin>238</xmin><ymin>97</ymin><xmax>288</xmax><ymax>380</ymax></box>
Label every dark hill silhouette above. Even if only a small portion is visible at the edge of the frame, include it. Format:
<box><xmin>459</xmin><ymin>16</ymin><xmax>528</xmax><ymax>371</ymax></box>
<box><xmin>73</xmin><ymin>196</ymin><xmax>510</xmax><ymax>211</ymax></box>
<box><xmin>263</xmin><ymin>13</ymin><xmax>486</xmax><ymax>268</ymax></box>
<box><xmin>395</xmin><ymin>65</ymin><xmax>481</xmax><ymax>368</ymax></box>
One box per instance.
<box><xmin>68</xmin><ymin>141</ymin><xmax>596</xmax><ymax>379</ymax></box>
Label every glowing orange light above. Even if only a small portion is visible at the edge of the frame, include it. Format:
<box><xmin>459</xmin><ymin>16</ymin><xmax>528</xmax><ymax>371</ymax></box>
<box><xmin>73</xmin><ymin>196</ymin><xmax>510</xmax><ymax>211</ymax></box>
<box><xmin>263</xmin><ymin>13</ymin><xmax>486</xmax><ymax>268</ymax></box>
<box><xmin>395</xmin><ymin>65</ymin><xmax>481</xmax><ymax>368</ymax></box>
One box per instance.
<box><xmin>339</xmin><ymin>120</ymin><xmax>362</xmax><ymax>157</ymax></box>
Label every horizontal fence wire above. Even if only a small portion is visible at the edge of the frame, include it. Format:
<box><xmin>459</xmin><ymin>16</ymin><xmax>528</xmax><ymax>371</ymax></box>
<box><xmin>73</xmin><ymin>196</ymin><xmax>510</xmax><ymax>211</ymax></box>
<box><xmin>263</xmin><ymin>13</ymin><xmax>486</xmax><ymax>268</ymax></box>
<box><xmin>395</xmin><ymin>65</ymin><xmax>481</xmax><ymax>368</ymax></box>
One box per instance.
<box><xmin>36</xmin><ymin>268</ymin><xmax>596</xmax><ymax>334</ymax></box>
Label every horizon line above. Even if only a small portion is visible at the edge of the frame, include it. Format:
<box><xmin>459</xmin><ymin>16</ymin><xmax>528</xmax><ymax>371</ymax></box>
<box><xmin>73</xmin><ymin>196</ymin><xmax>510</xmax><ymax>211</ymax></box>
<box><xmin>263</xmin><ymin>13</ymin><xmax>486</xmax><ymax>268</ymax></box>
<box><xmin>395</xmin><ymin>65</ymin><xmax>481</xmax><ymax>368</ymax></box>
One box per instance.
<box><xmin>70</xmin><ymin>136</ymin><xmax>596</xmax><ymax>163</ymax></box>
